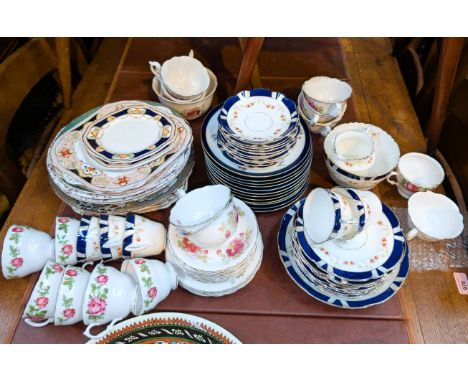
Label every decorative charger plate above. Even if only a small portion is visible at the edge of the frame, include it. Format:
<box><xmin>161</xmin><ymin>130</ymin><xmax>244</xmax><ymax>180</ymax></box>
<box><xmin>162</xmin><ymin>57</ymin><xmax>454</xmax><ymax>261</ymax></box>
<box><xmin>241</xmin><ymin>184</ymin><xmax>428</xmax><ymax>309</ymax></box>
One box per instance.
<box><xmin>88</xmin><ymin>312</ymin><xmax>241</xmax><ymax>344</ymax></box>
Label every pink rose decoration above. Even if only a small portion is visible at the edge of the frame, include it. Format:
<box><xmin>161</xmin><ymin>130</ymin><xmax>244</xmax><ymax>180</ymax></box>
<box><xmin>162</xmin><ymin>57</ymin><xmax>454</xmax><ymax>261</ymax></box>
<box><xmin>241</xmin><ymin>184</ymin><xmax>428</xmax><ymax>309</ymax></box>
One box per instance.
<box><xmin>63</xmin><ymin>308</ymin><xmax>75</xmax><ymax>319</ymax></box>
<box><xmin>405</xmin><ymin>182</ymin><xmax>419</xmax><ymax>192</ymax></box>
<box><xmin>224</xmin><ymin>230</ymin><xmax>231</xmax><ymax>238</ymax></box>
<box><xmin>87</xmin><ymin>297</ymin><xmax>106</xmax><ymax>316</ymax></box>
<box><xmin>36</xmin><ymin>296</ymin><xmax>49</xmax><ymax>308</ymax></box>
<box><xmin>12</xmin><ymin>226</ymin><xmax>24</xmax><ymax>233</ymax></box>
<box><xmin>57</xmin><ymin>217</ymin><xmax>69</xmax><ymax>223</ymax></box>
<box><xmin>11</xmin><ymin>257</ymin><xmax>23</xmax><ymax>268</ymax></box>
<box><xmin>53</xmin><ymin>264</ymin><xmax>64</xmax><ymax>273</ymax></box>
<box><xmin>96</xmin><ymin>275</ymin><xmax>108</xmax><ymax>285</ymax></box>
<box><xmin>226</xmin><ymin>238</ymin><xmax>245</xmax><ymax>257</ymax></box>
<box><xmin>66</xmin><ymin>269</ymin><xmax>78</xmax><ymax>277</ymax></box>
<box><xmin>147</xmin><ymin>287</ymin><xmax>157</xmax><ymax>299</ymax></box>
<box><xmin>134</xmin><ymin>259</ymin><xmax>145</xmax><ymax>265</ymax></box>
<box><xmin>61</xmin><ymin>244</ymin><xmax>73</xmax><ymax>255</ymax></box>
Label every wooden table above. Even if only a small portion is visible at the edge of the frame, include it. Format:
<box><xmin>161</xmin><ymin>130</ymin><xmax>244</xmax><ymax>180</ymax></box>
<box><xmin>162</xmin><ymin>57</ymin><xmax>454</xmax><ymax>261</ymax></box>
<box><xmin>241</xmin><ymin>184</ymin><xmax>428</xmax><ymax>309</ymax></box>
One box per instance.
<box><xmin>1</xmin><ymin>38</ymin><xmax>467</xmax><ymax>343</ymax></box>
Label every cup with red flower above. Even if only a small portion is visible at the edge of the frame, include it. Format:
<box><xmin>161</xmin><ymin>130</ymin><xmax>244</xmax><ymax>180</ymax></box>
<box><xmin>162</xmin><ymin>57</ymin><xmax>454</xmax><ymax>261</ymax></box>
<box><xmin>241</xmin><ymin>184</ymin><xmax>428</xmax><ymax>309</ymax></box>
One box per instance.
<box><xmin>54</xmin><ymin>217</ymin><xmax>80</xmax><ymax>265</ymax></box>
<box><xmin>82</xmin><ymin>263</ymin><xmax>137</xmax><ymax>339</ymax></box>
<box><xmin>53</xmin><ymin>265</ymin><xmax>91</xmax><ymax>326</ymax></box>
<box><xmin>2</xmin><ymin>225</ymin><xmax>55</xmax><ymax>279</ymax></box>
<box><xmin>121</xmin><ymin>258</ymin><xmax>177</xmax><ymax>315</ymax></box>
<box><xmin>22</xmin><ymin>261</ymin><xmax>66</xmax><ymax>327</ymax></box>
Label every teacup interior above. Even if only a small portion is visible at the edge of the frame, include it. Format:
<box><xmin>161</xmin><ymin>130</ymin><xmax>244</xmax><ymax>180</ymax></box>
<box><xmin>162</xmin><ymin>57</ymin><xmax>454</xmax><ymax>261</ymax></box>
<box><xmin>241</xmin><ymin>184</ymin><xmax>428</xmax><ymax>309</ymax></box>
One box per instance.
<box><xmin>171</xmin><ymin>185</ymin><xmax>230</xmax><ymax>226</ymax></box>
<box><xmin>335</xmin><ymin>131</ymin><xmax>373</xmax><ymax>160</ymax></box>
<box><xmin>162</xmin><ymin>56</ymin><xmax>209</xmax><ymax>97</ymax></box>
<box><xmin>304</xmin><ymin>188</ymin><xmax>336</xmax><ymax>243</ymax></box>
<box><xmin>400</xmin><ymin>154</ymin><xmax>444</xmax><ymax>186</ymax></box>
<box><xmin>303</xmin><ymin>76</ymin><xmax>352</xmax><ymax>103</ymax></box>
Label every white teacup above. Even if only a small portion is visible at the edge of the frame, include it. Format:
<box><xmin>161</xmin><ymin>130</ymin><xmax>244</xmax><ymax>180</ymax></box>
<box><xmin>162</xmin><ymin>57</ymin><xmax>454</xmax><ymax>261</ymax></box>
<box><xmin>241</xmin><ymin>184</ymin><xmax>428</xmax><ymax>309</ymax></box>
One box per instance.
<box><xmin>101</xmin><ymin>215</ymin><xmax>126</xmax><ymax>260</ymax></box>
<box><xmin>2</xmin><ymin>225</ymin><xmax>55</xmax><ymax>279</ymax></box>
<box><xmin>121</xmin><ymin>258</ymin><xmax>177</xmax><ymax>315</ymax></box>
<box><xmin>149</xmin><ymin>50</ymin><xmax>210</xmax><ymax>100</ymax></box>
<box><xmin>333</xmin><ymin>130</ymin><xmax>375</xmax><ymax>171</ymax></box>
<box><xmin>407</xmin><ymin>191</ymin><xmax>463</xmax><ymax>242</ymax></box>
<box><xmin>170</xmin><ymin>185</ymin><xmax>238</xmax><ymax>248</ymax></box>
<box><xmin>83</xmin><ymin>263</ymin><xmax>137</xmax><ymax>339</ymax></box>
<box><xmin>302</xmin><ymin>76</ymin><xmax>352</xmax><ymax>118</ymax></box>
<box><xmin>124</xmin><ymin>214</ymin><xmax>166</xmax><ymax>257</ymax></box>
<box><xmin>387</xmin><ymin>152</ymin><xmax>444</xmax><ymax>199</ymax></box>
<box><xmin>302</xmin><ymin>188</ymin><xmax>359</xmax><ymax>244</ymax></box>
<box><xmin>54</xmin><ymin>265</ymin><xmax>91</xmax><ymax>326</ymax></box>
<box><xmin>76</xmin><ymin>216</ymin><xmax>103</xmax><ymax>262</ymax></box>
<box><xmin>54</xmin><ymin>217</ymin><xmax>80</xmax><ymax>265</ymax></box>
<box><xmin>22</xmin><ymin>261</ymin><xmax>65</xmax><ymax>327</ymax></box>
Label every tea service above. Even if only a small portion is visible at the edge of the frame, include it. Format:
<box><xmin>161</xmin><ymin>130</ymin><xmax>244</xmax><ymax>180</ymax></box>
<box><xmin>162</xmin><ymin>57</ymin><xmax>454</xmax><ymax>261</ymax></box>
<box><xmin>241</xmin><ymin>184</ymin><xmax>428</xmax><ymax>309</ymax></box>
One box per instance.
<box><xmin>1</xmin><ymin>213</ymin><xmax>167</xmax><ymax>280</ymax></box>
<box><xmin>386</xmin><ymin>152</ymin><xmax>445</xmax><ymax>198</ymax></box>
<box><xmin>165</xmin><ymin>185</ymin><xmax>263</xmax><ymax>296</ymax></box>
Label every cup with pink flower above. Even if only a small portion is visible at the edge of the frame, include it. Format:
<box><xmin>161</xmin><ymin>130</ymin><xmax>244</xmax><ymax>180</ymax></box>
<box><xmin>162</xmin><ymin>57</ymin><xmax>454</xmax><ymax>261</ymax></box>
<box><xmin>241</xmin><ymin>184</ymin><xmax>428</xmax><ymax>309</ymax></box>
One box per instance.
<box><xmin>2</xmin><ymin>225</ymin><xmax>55</xmax><ymax>280</ymax></box>
<box><xmin>82</xmin><ymin>263</ymin><xmax>138</xmax><ymax>339</ymax></box>
<box><xmin>121</xmin><ymin>258</ymin><xmax>177</xmax><ymax>315</ymax></box>
<box><xmin>22</xmin><ymin>261</ymin><xmax>66</xmax><ymax>327</ymax></box>
<box><xmin>54</xmin><ymin>217</ymin><xmax>80</xmax><ymax>265</ymax></box>
<box><xmin>53</xmin><ymin>265</ymin><xmax>91</xmax><ymax>326</ymax></box>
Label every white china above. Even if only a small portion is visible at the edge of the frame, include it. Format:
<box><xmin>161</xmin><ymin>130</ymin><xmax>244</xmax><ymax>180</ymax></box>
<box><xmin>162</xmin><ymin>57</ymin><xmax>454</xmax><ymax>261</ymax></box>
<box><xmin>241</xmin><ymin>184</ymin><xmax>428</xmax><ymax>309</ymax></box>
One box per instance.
<box><xmin>302</xmin><ymin>76</ymin><xmax>352</xmax><ymax>117</ymax></box>
<box><xmin>170</xmin><ymin>185</ymin><xmax>237</xmax><ymax>248</ymax></box>
<box><xmin>54</xmin><ymin>265</ymin><xmax>91</xmax><ymax>325</ymax></box>
<box><xmin>354</xmin><ymin>189</ymin><xmax>383</xmax><ymax>227</ymax></box>
<box><xmin>386</xmin><ymin>152</ymin><xmax>444</xmax><ymax>199</ymax></box>
<box><xmin>101</xmin><ymin>215</ymin><xmax>126</xmax><ymax>260</ymax></box>
<box><xmin>22</xmin><ymin>261</ymin><xmax>65</xmax><ymax>327</ymax></box>
<box><xmin>2</xmin><ymin>225</ymin><xmax>54</xmax><ymax>279</ymax></box>
<box><xmin>83</xmin><ymin>263</ymin><xmax>138</xmax><ymax>339</ymax></box>
<box><xmin>407</xmin><ymin>191</ymin><xmax>463</xmax><ymax>241</ymax></box>
<box><xmin>124</xmin><ymin>214</ymin><xmax>166</xmax><ymax>256</ymax></box>
<box><xmin>54</xmin><ymin>217</ymin><xmax>80</xmax><ymax>265</ymax></box>
<box><xmin>331</xmin><ymin>187</ymin><xmax>367</xmax><ymax>237</ymax></box>
<box><xmin>325</xmin><ymin>122</ymin><xmax>400</xmax><ymax>190</ymax></box>
<box><xmin>152</xmin><ymin>68</ymin><xmax>218</xmax><ymax>120</ymax></box>
<box><xmin>333</xmin><ymin>130</ymin><xmax>375</xmax><ymax>171</ymax></box>
<box><xmin>121</xmin><ymin>259</ymin><xmax>177</xmax><ymax>315</ymax></box>
<box><xmin>149</xmin><ymin>50</ymin><xmax>210</xmax><ymax>100</ymax></box>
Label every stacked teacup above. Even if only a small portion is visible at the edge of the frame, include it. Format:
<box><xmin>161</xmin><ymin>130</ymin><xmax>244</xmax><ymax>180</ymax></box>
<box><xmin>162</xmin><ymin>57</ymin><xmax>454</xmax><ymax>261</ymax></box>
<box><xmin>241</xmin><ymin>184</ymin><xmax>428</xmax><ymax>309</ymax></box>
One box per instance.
<box><xmin>298</xmin><ymin>76</ymin><xmax>352</xmax><ymax>136</ymax></box>
<box><xmin>150</xmin><ymin>50</ymin><xmax>217</xmax><ymax>120</ymax></box>
<box><xmin>278</xmin><ymin>187</ymin><xmax>410</xmax><ymax>309</ymax></box>
<box><xmin>21</xmin><ymin>259</ymin><xmax>177</xmax><ymax>339</ymax></box>
<box><xmin>165</xmin><ymin>185</ymin><xmax>263</xmax><ymax>296</ymax></box>
<box><xmin>1</xmin><ymin>213</ymin><xmax>166</xmax><ymax>280</ymax></box>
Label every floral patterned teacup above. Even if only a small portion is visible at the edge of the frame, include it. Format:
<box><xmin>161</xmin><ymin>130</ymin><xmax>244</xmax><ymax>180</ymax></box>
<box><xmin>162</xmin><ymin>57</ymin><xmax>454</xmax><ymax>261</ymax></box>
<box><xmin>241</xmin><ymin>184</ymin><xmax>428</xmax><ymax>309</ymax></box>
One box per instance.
<box><xmin>123</xmin><ymin>214</ymin><xmax>166</xmax><ymax>258</ymax></box>
<box><xmin>100</xmin><ymin>215</ymin><xmax>126</xmax><ymax>260</ymax></box>
<box><xmin>22</xmin><ymin>261</ymin><xmax>66</xmax><ymax>327</ymax></box>
<box><xmin>2</xmin><ymin>225</ymin><xmax>55</xmax><ymax>279</ymax></box>
<box><xmin>170</xmin><ymin>185</ymin><xmax>238</xmax><ymax>248</ymax></box>
<box><xmin>82</xmin><ymin>263</ymin><xmax>137</xmax><ymax>339</ymax></box>
<box><xmin>54</xmin><ymin>217</ymin><xmax>80</xmax><ymax>265</ymax></box>
<box><xmin>386</xmin><ymin>152</ymin><xmax>444</xmax><ymax>199</ymax></box>
<box><xmin>121</xmin><ymin>258</ymin><xmax>177</xmax><ymax>315</ymax></box>
<box><xmin>54</xmin><ymin>265</ymin><xmax>91</xmax><ymax>326</ymax></box>
<box><xmin>76</xmin><ymin>216</ymin><xmax>103</xmax><ymax>263</ymax></box>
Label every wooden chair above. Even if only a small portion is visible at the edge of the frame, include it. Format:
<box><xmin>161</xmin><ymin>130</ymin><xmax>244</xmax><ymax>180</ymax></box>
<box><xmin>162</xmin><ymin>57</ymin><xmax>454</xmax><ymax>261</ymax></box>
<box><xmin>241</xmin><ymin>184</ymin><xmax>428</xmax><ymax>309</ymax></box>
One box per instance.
<box><xmin>235</xmin><ymin>37</ymin><xmax>265</xmax><ymax>92</ymax></box>
<box><xmin>0</xmin><ymin>37</ymin><xmax>72</xmax><ymax>205</ymax></box>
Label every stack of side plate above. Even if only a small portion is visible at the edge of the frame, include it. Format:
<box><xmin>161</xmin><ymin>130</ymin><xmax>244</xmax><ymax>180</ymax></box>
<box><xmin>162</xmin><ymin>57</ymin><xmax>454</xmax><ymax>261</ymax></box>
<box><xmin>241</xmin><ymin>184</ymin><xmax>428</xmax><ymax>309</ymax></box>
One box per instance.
<box><xmin>202</xmin><ymin>105</ymin><xmax>313</xmax><ymax>212</ymax></box>
<box><xmin>278</xmin><ymin>199</ymin><xmax>409</xmax><ymax>309</ymax></box>
<box><xmin>47</xmin><ymin>100</ymin><xmax>194</xmax><ymax>215</ymax></box>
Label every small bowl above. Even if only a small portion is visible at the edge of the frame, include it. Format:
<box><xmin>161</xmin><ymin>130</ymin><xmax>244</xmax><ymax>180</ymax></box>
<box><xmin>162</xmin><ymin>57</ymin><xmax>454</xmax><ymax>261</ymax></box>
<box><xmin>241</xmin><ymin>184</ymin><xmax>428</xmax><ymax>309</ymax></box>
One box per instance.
<box><xmin>169</xmin><ymin>185</ymin><xmax>238</xmax><ymax>248</ymax></box>
<box><xmin>152</xmin><ymin>69</ymin><xmax>217</xmax><ymax>120</ymax></box>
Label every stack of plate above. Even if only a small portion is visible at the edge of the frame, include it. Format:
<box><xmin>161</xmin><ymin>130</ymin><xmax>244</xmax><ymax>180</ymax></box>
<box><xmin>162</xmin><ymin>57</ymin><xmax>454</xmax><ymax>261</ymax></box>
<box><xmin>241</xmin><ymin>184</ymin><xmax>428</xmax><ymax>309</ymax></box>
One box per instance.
<box><xmin>202</xmin><ymin>90</ymin><xmax>313</xmax><ymax>212</ymax></box>
<box><xmin>47</xmin><ymin>100</ymin><xmax>194</xmax><ymax>215</ymax></box>
<box><xmin>278</xmin><ymin>198</ymin><xmax>409</xmax><ymax>309</ymax></box>
<box><xmin>165</xmin><ymin>198</ymin><xmax>263</xmax><ymax>297</ymax></box>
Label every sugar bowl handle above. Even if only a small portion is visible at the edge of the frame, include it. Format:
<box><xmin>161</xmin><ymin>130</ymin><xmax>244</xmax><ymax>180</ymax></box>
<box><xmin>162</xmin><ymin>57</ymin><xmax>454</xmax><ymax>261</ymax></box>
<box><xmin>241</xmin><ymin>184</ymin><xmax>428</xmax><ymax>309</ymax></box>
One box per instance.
<box><xmin>406</xmin><ymin>228</ymin><xmax>419</xmax><ymax>241</ymax></box>
<box><xmin>386</xmin><ymin>171</ymin><xmax>399</xmax><ymax>186</ymax></box>
<box><xmin>149</xmin><ymin>61</ymin><xmax>162</xmax><ymax>76</ymax></box>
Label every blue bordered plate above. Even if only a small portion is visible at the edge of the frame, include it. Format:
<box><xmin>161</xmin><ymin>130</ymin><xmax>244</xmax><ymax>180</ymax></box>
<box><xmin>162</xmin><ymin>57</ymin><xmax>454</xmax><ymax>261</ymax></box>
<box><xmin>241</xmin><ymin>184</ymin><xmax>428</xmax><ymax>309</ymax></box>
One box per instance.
<box><xmin>278</xmin><ymin>200</ymin><xmax>409</xmax><ymax>309</ymax></box>
<box><xmin>295</xmin><ymin>199</ymin><xmax>405</xmax><ymax>280</ymax></box>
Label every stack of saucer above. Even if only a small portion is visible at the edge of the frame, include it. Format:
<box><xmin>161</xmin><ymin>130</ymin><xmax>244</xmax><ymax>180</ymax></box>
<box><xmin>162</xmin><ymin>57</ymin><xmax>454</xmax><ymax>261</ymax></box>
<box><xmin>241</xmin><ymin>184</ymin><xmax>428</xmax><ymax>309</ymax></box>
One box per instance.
<box><xmin>202</xmin><ymin>89</ymin><xmax>313</xmax><ymax>212</ymax></box>
<box><xmin>165</xmin><ymin>185</ymin><xmax>263</xmax><ymax>297</ymax></box>
<box><xmin>278</xmin><ymin>187</ymin><xmax>409</xmax><ymax>309</ymax></box>
<box><xmin>47</xmin><ymin>100</ymin><xmax>194</xmax><ymax>215</ymax></box>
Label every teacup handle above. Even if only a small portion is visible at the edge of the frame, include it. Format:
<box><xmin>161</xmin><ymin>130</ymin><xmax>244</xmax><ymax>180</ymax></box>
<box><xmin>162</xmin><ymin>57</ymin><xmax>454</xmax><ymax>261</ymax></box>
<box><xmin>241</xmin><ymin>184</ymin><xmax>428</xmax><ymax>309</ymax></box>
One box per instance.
<box><xmin>83</xmin><ymin>318</ymin><xmax>122</xmax><ymax>340</ymax></box>
<box><xmin>176</xmin><ymin>188</ymin><xmax>186</xmax><ymax>198</ymax></box>
<box><xmin>386</xmin><ymin>171</ymin><xmax>399</xmax><ymax>186</ymax></box>
<box><xmin>24</xmin><ymin>317</ymin><xmax>54</xmax><ymax>327</ymax></box>
<box><xmin>407</xmin><ymin>228</ymin><xmax>419</xmax><ymax>241</ymax></box>
<box><xmin>149</xmin><ymin>61</ymin><xmax>162</xmax><ymax>76</ymax></box>
<box><xmin>188</xmin><ymin>49</ymin><xmax>194</xmax><ymax>58</ymax></box>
